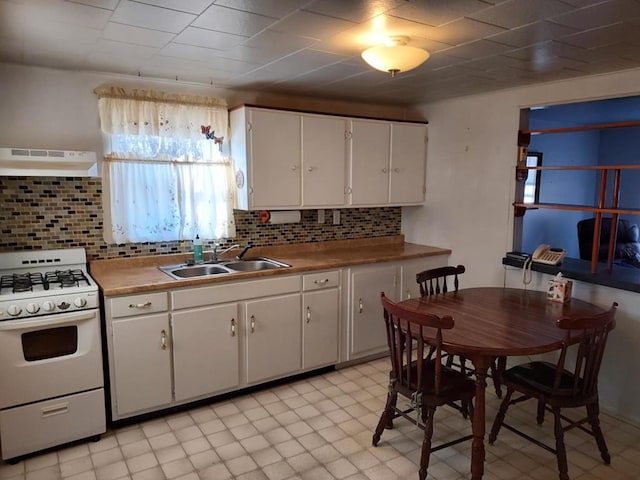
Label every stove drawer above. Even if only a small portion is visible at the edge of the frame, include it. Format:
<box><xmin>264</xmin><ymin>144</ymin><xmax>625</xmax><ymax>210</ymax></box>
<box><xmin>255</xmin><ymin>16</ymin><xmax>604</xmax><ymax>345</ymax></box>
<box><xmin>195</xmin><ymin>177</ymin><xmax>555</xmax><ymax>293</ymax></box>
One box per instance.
<box><xmin>0</xmin><ymin>388</ymin><xmax>106</xmax><ymax>461</ymax></box>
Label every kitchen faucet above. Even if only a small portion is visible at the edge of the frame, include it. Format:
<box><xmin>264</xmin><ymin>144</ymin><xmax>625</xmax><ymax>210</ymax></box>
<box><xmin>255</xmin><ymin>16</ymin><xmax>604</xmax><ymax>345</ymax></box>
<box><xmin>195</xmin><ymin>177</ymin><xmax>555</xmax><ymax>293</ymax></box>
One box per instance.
<box><xmin>209</xmin><ymin>243</ymin><xmax>240</xmax><ymax>262</ymax></box>
<box><xmin>236</xmin><ymin>242</ymin><xmax>254</xmax><ymax>260</ymax></box>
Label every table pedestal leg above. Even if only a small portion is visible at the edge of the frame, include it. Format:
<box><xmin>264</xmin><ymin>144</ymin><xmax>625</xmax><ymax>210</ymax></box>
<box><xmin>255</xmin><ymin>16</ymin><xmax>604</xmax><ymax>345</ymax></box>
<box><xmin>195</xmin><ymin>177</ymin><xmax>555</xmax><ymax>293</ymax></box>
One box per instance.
<box><xmin>469</xmin><ymin>356</ymin><xmax>491</xmax><ymax>480</ymax></box>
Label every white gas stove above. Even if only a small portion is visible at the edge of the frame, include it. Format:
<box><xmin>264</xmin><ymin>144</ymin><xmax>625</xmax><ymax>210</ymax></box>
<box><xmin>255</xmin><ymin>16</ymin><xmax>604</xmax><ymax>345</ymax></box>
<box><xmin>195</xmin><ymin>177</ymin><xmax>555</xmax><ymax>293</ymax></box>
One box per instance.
<box><xmin>0</xmin><ymin>248</ymin><xmax>99</xmax><ymax>321</ymax></box>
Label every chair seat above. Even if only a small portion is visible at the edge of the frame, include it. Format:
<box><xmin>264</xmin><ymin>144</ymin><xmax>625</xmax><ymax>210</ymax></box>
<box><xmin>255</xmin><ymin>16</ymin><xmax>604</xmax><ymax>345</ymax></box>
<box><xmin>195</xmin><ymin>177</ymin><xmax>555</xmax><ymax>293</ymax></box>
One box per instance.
<box><xmin>504</xmin><ymin>361</ymin><xmax>581</xmax><ymax>398</ymax></box>
<box><xmin>394</xmin><ymin>360</ymin><xmax>476</xmax><ymax>406</ymax></box>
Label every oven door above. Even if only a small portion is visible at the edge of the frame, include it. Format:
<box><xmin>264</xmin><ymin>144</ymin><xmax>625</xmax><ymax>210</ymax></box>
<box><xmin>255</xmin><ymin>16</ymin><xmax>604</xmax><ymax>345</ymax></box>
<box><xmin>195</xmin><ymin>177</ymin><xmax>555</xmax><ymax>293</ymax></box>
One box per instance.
<box><xmin>0</xmin><ymin>309</ymin><xmax>103</xmax><ymax>409</ymax></box>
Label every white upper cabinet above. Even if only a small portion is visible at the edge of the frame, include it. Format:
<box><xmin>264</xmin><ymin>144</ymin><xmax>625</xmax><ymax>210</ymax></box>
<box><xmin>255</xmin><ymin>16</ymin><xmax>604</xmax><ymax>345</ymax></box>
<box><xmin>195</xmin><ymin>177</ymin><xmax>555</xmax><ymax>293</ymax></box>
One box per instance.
<box><xmin>230</xmin><ymin>106</ymin><xmax>426</xmax><ymax>210</ymax></box>
<box><xmin>348</xmin><ymin>120</ymin><xmax>427</xmax><ymax>206</ymax></box>
<box><xmin>301</xmin><ymin>115</ymin><xmax>347</xmax><ymax>207</ymax></box>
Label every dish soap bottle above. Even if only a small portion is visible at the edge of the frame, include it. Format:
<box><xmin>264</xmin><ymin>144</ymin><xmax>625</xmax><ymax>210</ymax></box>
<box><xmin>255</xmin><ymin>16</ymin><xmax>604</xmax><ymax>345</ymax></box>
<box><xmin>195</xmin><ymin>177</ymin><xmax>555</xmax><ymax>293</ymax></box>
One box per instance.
<box><xmin>193</xmin><ymin>234</ymin><xmax>203</xmax><ymax>263</ymax></box>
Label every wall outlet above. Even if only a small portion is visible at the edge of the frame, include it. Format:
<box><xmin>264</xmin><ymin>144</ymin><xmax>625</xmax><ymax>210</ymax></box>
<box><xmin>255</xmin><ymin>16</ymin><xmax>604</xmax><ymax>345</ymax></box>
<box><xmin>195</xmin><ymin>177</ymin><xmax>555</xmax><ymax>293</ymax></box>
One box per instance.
<box><xmin>317</xmin><ymin>209</ymin><xmax>325</xmax><ymax>224</ymax></box>
<box><xmin>332</xmin><ymin>209</ymin><xmax>340</xmax><ymax>225</ymax></box>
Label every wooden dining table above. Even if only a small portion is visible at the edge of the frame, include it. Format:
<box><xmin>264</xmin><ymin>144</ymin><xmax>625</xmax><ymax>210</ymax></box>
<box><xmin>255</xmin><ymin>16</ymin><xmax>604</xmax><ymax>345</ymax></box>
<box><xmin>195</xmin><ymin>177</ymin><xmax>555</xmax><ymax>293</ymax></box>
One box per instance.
<box><xmin>396</xmin><ymin>287</ymin><xmax>606</xmax><ymax>480</ymax></box>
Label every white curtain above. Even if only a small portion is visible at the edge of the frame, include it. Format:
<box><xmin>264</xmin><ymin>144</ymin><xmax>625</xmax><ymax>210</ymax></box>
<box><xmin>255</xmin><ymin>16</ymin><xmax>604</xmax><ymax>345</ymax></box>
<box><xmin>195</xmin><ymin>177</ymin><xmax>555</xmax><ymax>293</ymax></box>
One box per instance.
<box><xmin>95</xmin><ymin>87</ymin><xmax>235</xmax><ymax>244</ymax></box>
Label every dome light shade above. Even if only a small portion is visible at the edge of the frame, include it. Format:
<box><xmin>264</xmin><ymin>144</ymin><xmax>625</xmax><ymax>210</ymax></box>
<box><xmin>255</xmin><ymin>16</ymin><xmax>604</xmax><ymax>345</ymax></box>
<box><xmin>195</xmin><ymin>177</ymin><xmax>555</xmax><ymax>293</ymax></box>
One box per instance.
<box><xmin>361</xmin><ymin>36</ymin><xmax>430</xmax><ymax>77</ymax></box>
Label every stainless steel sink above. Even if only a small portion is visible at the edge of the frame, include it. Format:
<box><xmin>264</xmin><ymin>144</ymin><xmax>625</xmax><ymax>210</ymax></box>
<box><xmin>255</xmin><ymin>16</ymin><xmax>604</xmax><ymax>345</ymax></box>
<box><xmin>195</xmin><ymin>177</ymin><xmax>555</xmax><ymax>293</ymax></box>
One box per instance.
<box><xmin>159</xmin><ymin>257</ymin><xmax>290</xmax><ymax>280</ymax></box>
<box><xmin>222</xmin><ymin>258</ymin><xmax>290</xmax><ymax>271</ymax></box>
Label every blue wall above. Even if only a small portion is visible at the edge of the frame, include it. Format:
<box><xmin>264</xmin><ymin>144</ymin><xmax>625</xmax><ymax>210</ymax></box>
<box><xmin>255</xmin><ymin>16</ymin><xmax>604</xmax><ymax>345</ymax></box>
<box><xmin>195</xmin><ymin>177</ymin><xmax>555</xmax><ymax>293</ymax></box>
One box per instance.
<box><xmin>522</xmin><ymin>97</ymin><xmax>640</xmax><ymax>257</ymax></box>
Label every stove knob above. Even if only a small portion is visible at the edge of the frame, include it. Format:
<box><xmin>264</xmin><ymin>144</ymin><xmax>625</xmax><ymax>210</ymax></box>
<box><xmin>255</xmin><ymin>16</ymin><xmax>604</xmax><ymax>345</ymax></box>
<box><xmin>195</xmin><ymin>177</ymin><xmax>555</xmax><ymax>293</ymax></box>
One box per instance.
<box><xmin>7</xmin><ymin>305</ymin><xmax>22</xmax><ymax>317</ymax></box>
<box><xmin>42</xmin><ymin>301</ymin><xmax>56</xmax><ymax>312</ymax></box>
<box><xmin>26</xmin><ymin>303</ymin><xmax>40</xmax><ymax>314</ymax></box>
<box><xmin>73</xmin><ymin>297</ymin><xmax>87</xmax><ymax>308</ymax></box>
<box><xmin>58</xmin><ymin>301</ymin><xmax>71</xmax><ymax>310</ymax></box>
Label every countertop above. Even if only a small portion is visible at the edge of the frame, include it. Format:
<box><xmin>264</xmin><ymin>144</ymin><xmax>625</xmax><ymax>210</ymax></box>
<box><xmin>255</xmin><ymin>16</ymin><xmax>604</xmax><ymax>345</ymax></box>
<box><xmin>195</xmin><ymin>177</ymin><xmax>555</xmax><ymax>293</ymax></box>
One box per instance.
<box><xmin>90</xmin><ymin>235</ymin><xmax>451</xmax><ymax>296</ymax></box>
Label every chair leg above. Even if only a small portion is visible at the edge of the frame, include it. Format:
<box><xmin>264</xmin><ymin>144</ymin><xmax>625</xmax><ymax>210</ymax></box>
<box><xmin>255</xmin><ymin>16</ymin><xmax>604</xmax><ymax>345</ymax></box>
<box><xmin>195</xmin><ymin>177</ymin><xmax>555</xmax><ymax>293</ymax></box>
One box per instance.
<box><xmin>537</xmin><ymin>398</ymin><xmax>546</xmax><ymax>425</ymax></box>
<box><xmin>552</xmin><ymin>407</ymin><xmax>570</xmax><ymax>480</ymax></box>
<box><xmin>493</xmin><ymin>356</ymin><xmax>506</xmax><ymax>398</ymax></box>
<box><xmin>419</xmin><ymin>406</ymin><xmax>436</xmax><ymax>480</ymax></box>
<box><xmin>373</xmin><ymin>391</ymin><xmax>397</xmax><ymax>446</ymax></box>
<box><xmin>586</xmin><ymin>401</ymin><xmax>611</xmax><ymax>465</ymax></box>
<box><xmin>489</xmin><ymin>388</ymin><xmax>513</xmax><ymax>444</ymax></box>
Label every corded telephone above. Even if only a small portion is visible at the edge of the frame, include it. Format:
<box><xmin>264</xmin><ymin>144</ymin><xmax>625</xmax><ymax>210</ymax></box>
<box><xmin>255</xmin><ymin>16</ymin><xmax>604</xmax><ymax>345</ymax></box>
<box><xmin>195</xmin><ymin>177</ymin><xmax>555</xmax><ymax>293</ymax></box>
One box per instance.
<box><xmin>532</xmin><ymin>244</ymin><xmax>566</xmax><ymax>265</ymax></box>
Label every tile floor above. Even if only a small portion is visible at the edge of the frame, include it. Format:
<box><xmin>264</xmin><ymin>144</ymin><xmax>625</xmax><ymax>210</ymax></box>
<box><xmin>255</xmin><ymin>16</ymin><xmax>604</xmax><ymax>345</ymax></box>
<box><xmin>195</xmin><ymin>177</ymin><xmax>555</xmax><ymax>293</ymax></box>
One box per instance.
<box><xmin>1</xmin><ymin>358</ymin><xmax>639</xmax><ymax>480</ymax></box>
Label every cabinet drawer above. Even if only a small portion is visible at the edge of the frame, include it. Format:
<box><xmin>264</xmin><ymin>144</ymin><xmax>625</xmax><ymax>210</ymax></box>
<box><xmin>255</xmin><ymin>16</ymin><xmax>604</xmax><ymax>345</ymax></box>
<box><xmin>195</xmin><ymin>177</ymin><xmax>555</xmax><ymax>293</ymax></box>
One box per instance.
<box><xmin>172</xmin><ymin>275</ymin><xmax>301</xmax><ymax>310</ymax></box>
<box><xmin>108</xmin><ymin>292</ymin><xmax>168</xmax><ymax>318</ymax></box>
<box><xmin>303</xmin><ymin>270</ymin><xmax>340</xmax><ymax>291</ymax></box>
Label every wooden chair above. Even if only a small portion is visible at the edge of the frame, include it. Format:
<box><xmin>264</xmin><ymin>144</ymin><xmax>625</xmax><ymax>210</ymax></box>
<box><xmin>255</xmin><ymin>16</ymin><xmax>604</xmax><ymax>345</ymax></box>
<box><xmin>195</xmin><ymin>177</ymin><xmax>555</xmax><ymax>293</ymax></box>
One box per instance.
<box><xmin>416</xmin><ymin>265</ymin><xmax>505</xmax><ymax>398</ymax></box>
<box><xmin>373</xmin><ymin>293</ymin><xmax>475</xmax><ymax>480</ymax></box>
<box><xmin>488</xmin><ymin>302</ymin><xmax>618</xmax><ymax>480</ymax></box>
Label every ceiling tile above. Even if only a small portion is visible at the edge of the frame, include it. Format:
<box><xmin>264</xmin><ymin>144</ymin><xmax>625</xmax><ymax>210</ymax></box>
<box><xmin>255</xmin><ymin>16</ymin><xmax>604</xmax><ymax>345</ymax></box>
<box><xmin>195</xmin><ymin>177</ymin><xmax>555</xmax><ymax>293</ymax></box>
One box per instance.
<box><xmin>174</xmin><ymin>27</ymin><xmax>247</xmax><ymax>50</ymax></box>
<box><xmin>303</xmin><ymin>0</ymin><xmax>406</xmax><ymax>23</ymax></box>
<box><xmin>93</xmin><ymin>38</ymin><xmax>160</xmax><ymax>59</ymax></box>
<box><xmin>213</xmin><ymin>0</ymin><xmax>308</xmax><ymax>17</ymax></box>
<box><xmin>132</xmin><ymin>0</ymin><xmax>214</xmax><ymax>15</ymax></box>
<box><xmin>70</xmin><ymin>0</ymin><xmax>119</xmax><ymax>9</ymax></box>
<box><xmin>487</xmin><ymin>20</ymin><xmax>577</xmax><ymax>47</ymax></box>
<box><xmin>102</xmin><ymin>23</ymin><xmax>175</xmax><ymax>48</ymax></box>
<box><xmin>560</xmin><ymin>22</ymin><xmax>640</xmax><ymax>49</ymax></box>
<box><xmin>388</xmin><ymin>0</ymin><xmax>495</xmax><ymax>27</ymax></box>
<box><xmin>427</xmin><ymin>17</ymin><xmax>506</xmax><ymax>46</ymax></box>
<box><xmin>159</xmin><ymin>43</ymin><xmax>258</xmax><ymax>73</ymax></box>
<box><xmin>111</xmin><ymin>1</ymin><xmax>196</xmax><ymax>34</ymax></box>
<box><xmin>193</xmin><ymin>4</ymin><xmax>277</xmax><ymax>36</ymax></box>
<box><xmin>468</xmin><ymin>0</ymin><xmax>574</xmax><ymax>29</ymax></box>
<box><xmin>271</xmin><ymin>11</ymin><xmax>356</xmax><ymax>40</ymax></box>
<box><xmin>440</xmin><ymin>39</ymin><xmax>515</xmax><ymax>60</ymax></box>
<box><xmin>242</xmin><ymin>29</ymin><xmax>318</xmax><ymax>54</ymax></box>
<box><xmin>549</xmin><ymin>0</ymin><xmax>640</xmax><ymax>30</ymax></box>
<box><xmin>209</xmin><ymin>44</ymin><xmax>282</xmax><ymax>64</ymax></box>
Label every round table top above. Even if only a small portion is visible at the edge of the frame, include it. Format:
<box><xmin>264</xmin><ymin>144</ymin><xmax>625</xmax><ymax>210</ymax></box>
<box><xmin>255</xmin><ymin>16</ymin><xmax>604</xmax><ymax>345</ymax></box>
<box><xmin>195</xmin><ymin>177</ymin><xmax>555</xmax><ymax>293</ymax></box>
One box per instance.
<box><xmin>398</xmin><ymin>287</ymin><xmax>606</xmax><ymax>357</ymax></box>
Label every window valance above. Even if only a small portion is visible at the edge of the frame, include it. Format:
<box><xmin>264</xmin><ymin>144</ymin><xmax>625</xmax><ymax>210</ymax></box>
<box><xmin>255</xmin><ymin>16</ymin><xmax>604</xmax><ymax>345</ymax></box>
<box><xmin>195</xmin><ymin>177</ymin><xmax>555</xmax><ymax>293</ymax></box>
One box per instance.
<box><xmin>94</xmin><ymin>86</ymin><xmax>228</xmax><ymax>141</ymax></box>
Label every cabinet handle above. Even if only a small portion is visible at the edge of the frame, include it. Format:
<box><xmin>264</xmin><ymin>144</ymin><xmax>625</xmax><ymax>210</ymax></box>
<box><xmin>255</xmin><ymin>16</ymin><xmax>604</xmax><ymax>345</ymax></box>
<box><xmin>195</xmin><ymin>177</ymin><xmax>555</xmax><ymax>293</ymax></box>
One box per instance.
<box><xmin>306</xmin><ymin>306</ymin><xmax>311</xmax><ymax>323</ymax></box>
<box><xmin>393</xmin><ymin>168</ymin><xmax>400</xmax><ymax>173</ymax></box>
<box><xmin>314</xmin><ymin>278</ymin><xmax>329</xmax><ymax>286</ymax></box>
<box><xmin>291</xmin><ymin>165</ymin><xmax>298</xmax><ymax>171</ymax></box>
<box><xmin>160</xmin><ymin>329</ymin><xmax>167</xmax><ymax>350</ymax></box>
<box><xmin>308</xmin><ymin>166</ymin><xmax>315</xmax><ymax>172</ymax></box>
<box><xmin>231</xmin><ymin>318</ymin><xmax>236</xmax><ymax>337</ymax></box>
<box><xmin>406</xmin><ymin>290</ymin><xmax>411</xmax><ymax>299</ymax></box>
<box><xmin>129</xmin><ymin>301</ymin><xmax>152</xmax><ymax>309</ymax></box>
<box><xmin>359</xmin><ymin>298</ymin><xmax>363</xmax><ymax>314</ymax></box>
<box><xmin>382</xmin><ymin>168</ymin><xmax>389</xmax><ymax>173</ymax></box>
<box><xmin>250</xmin><ymin>315</ymin><xmax>255</xmax><ymax>333</ymax></box>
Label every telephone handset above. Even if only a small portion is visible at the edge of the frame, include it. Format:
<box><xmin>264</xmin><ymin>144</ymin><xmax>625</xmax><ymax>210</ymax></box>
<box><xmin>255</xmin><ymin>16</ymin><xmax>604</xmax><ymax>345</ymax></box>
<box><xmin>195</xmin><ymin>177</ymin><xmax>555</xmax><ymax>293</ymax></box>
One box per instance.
<box><xmin>532</xmin><ymin>244</ymin><xmax>566</xmax><ymax>265</ymax></box>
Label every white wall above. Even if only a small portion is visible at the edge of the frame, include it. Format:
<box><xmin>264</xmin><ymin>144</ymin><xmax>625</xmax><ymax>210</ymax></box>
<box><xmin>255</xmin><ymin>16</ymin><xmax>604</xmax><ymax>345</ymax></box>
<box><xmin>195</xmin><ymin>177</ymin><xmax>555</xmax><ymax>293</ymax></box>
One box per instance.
<box><xmin>402</xmin><ymin>67</ymin><xmax>640</xmax><ymax>424</ymax></box>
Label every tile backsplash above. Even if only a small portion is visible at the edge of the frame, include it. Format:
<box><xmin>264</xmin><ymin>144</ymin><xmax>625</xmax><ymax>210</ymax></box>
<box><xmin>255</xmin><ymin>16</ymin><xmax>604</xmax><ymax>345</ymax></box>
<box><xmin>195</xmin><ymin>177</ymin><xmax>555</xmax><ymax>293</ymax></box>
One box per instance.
<box><xmin>0</xmin><ymin>177</ymin><xmax>401</xmax><ymax>261</ymax></box>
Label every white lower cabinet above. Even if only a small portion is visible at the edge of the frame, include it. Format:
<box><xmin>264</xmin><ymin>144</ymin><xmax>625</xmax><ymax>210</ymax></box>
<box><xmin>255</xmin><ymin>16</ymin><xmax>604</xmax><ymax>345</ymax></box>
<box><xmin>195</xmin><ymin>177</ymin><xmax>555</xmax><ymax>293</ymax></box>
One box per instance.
<box><xmin>303</xmin><ymin>271</ymin><xmax>340</xmax><ymax>370</ymax></box>
<box><xmin>398</xmin><ymin>256</ymin><xmax>450</xmax><ymax>300</ymax></box>
<box><xmin>348</xmin><ymin>264</ymin><xmax>398</xmax><ymax>360</ymax></box>
<box><xmin>172</xmin><ymin>304</ymin><xmax>240</xmax><ymax>402</ymax></box>
<box><xmin>110</xmin><ymin>313</ymin><xmax>172</xmax><ymax>418</ymax></box>
<box><xmin>244</xmin><ymin>293</ymin><xmax>301</xmax><ymax>384</ymax></box>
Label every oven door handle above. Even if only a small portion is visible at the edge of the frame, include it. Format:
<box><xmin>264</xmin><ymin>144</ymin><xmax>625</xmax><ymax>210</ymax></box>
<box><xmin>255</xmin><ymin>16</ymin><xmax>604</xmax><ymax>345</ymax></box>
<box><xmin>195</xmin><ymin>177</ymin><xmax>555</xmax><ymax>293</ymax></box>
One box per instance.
<box><xmin>0</xmin><ymin>310</ymin><xmax>98</xmax><ymax>331</ymax></box>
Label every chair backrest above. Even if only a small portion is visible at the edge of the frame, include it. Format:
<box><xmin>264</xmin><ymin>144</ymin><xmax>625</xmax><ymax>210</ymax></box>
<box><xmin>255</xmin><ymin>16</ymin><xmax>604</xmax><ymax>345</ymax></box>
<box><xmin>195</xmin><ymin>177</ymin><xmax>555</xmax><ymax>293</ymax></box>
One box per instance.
<box><xmin>416</xmin><ymin>265</ymin><xmax>466</xmax><ymax>297</ymax></box>
<box><xmin>381</xmin><ymin>292</ymin><xmax>454</xmax><ymax>396</ymax></box>
<box><xmin>554</xmin><ymin>302</ymin><xmax>618</xmax><ymax>399</ymax></box>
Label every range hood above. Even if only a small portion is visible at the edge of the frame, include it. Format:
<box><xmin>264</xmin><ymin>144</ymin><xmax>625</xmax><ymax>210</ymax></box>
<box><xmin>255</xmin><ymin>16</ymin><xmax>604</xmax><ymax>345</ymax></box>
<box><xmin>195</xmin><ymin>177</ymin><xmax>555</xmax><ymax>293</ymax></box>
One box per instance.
<box><xmin>0</xmin><ymin>147</ymin><xmax>99</xmax><ymax>177</ymax></box>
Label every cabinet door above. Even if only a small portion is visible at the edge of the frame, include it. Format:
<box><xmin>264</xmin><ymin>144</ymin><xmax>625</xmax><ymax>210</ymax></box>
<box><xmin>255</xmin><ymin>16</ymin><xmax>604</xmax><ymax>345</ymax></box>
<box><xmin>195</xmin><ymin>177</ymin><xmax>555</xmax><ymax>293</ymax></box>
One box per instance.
<box><xmin>399</xmin><ymin>256</ymin><xmax>449</xmax><ymax>301</ymax></box>
<box><xmin>302</xmin><ymin>115</ymin><xmax>346</xmax><ymax>207</ymax></box>
<box><xmin>303</xmin><ymin>288</ymin><xmax>339</xmax><ymax>369</ymax></box>
<box><xmin>172</xmin><ymin>304</ymin><xmax>240</xmax><ymax>402</ymax></box>
<box><xmin>249</xmin><ymin>109</ymin><xmax>301</xmax><ymax>208</ymax></box>
<box><xmin>390</xmin><ymin>123</ymin><xmax>427</xmax><ymax>204</ymax></box>
<box><xmin>350</xmin><ymin>264</ymin><xmax>398</xmax><ymax>358</ymax></box>
<box><xmin>245</xmin><ymin>293</ymin><xmax>301</xmax><ymax>384</ymax></box>
<box><xmin>349</xmin><ymin>119</ymin><xmax>391</xmax><ymax>205</ymax></box>
<box><xmin>111</xmin><ymin>313</ymin><xmax>172</xmax><ymax>417</ymax></box>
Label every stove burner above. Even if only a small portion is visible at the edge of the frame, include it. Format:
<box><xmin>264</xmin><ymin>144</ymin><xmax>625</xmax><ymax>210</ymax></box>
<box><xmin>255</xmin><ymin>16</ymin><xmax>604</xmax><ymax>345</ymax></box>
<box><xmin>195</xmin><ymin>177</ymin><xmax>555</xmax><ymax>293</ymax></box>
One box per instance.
<box><xmin>0</xmin><ymin>273</ymin><xmax>46</xmax><ymax>294</ymax></box>
<box><xmin>44</xmin><ymin>270</ymin><xmax>90</xmax><ymax>289</ymax></box>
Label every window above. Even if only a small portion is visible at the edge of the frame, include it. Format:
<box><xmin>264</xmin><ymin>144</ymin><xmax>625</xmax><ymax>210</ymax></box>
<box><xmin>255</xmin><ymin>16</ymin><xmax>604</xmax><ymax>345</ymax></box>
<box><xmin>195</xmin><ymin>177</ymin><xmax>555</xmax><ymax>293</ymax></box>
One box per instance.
<box><xmin>523</xmin><ymin>152</ymin><xmax>542</xmax><ymax>204</ymax></box>
<box><xmin>95</xmin><ymin>87</ymin><xmax>235</xmax><ymax>244</ymax></box>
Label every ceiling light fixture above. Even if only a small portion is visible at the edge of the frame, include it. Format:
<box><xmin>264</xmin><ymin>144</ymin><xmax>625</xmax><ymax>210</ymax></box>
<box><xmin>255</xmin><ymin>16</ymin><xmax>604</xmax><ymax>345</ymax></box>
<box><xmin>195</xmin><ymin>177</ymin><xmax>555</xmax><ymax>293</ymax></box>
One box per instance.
<box><xmin>361</xmin><ymin>36</ymin><xmax>430</xmax><ymax>77</ymax></box>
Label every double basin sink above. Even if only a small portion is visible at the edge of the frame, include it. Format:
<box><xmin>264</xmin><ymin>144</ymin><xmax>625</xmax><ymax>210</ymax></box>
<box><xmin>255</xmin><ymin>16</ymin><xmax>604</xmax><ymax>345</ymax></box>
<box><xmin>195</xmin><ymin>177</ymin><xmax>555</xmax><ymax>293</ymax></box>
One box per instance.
<box><xmin>160</xmin><ymin>257</ymin><xmax>291</xmax><ymax>280</ymax></box>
